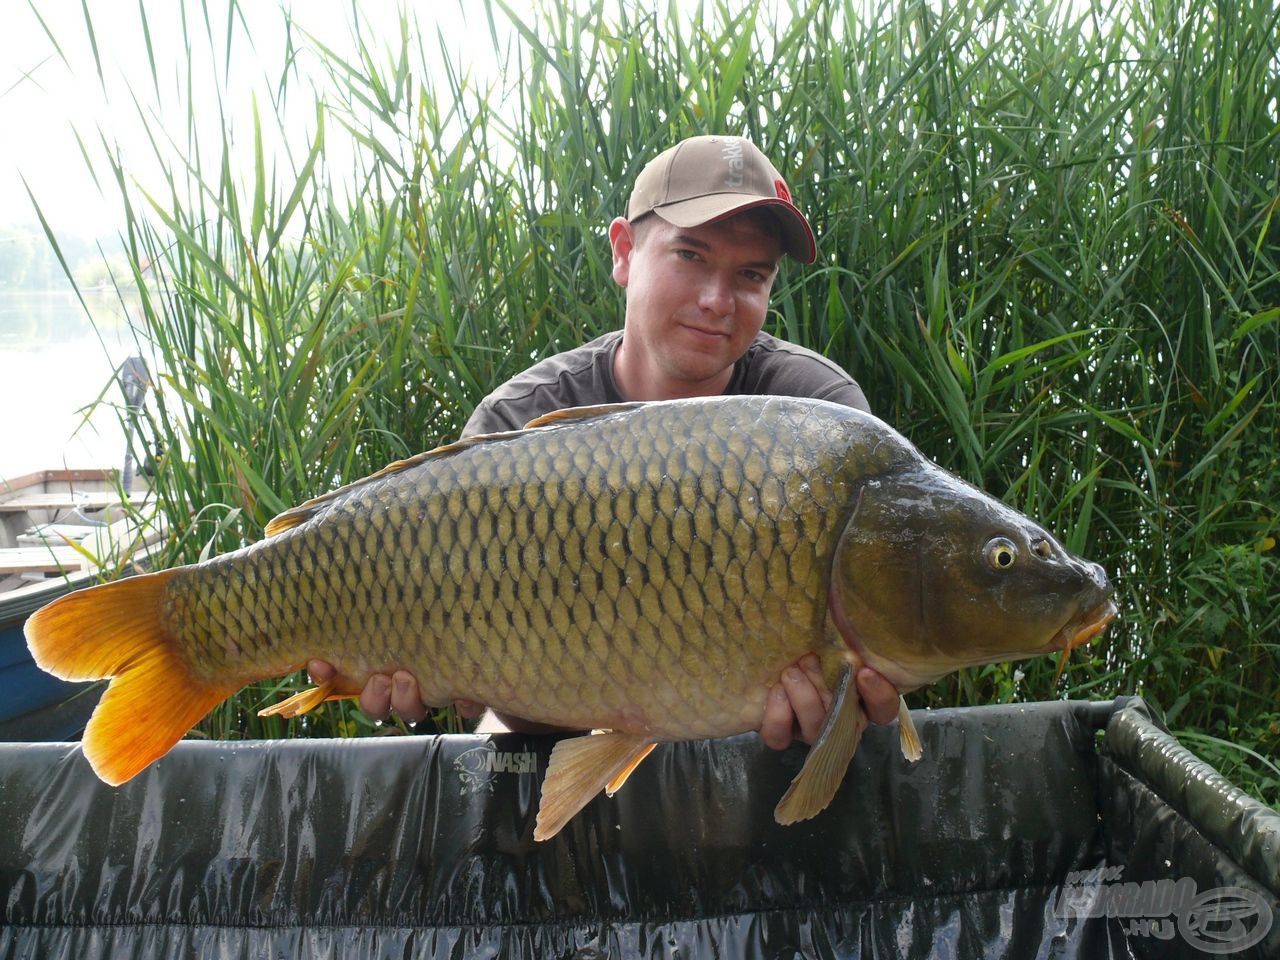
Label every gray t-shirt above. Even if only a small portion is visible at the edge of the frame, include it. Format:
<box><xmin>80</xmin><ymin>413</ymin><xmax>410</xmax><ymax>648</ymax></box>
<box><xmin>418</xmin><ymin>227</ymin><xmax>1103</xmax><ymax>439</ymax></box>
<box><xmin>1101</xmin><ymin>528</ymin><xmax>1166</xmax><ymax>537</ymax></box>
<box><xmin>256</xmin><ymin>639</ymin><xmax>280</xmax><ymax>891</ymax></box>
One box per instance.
<box><xmin>462</xmin><ymin>330</ymin><xmax>869</xmax><ymax>437</ymax></box>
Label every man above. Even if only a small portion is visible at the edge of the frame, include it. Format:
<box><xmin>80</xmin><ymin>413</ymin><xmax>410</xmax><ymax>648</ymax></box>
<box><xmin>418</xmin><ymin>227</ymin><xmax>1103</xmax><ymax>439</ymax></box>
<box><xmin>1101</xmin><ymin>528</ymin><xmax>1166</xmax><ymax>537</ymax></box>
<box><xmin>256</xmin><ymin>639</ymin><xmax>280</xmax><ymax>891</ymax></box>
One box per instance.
<box><xmin>311</xmin><ymin>135</ymin><xmax>900</xmax><ymax>745</ymax></box>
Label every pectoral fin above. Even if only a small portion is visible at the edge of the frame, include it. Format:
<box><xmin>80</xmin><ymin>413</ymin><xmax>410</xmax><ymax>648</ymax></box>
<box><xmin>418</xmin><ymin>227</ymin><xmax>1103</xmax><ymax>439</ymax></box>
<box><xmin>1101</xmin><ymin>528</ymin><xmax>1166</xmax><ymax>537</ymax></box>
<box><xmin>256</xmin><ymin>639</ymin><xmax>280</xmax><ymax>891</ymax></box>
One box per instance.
<box><xmin>898</xmin><ymin>695</ymin><xmax>923</xmax><ymax>762</ymax></box>
<box><xmin>774</xmin><ymin>662</ymin><xmax>866</xmax><ymax>825</ymax></box>
<box><xmin>534</xmin><ymin>732</ymin><xmax>657</xmax><ymax>841</ymax></box>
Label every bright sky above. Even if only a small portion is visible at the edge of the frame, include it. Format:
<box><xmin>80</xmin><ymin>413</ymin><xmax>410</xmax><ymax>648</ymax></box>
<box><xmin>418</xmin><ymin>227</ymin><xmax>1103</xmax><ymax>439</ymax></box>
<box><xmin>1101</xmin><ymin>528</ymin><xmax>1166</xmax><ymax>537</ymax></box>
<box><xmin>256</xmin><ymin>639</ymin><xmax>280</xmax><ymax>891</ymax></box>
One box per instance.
<box><xmin>0</xmin><ymin>1</ymin><xmax>499</xmax><ymax>239</ymax></box>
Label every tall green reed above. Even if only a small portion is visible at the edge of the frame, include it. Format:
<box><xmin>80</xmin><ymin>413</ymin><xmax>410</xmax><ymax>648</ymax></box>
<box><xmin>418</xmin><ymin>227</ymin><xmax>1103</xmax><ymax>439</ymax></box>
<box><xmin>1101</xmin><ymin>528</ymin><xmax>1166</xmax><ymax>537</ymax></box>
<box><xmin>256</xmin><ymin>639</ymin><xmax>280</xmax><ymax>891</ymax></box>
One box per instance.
<box><xmin>35</xmin><ymin>0</ymin><xmax>1279</xmax><ymax>801</ymax></box>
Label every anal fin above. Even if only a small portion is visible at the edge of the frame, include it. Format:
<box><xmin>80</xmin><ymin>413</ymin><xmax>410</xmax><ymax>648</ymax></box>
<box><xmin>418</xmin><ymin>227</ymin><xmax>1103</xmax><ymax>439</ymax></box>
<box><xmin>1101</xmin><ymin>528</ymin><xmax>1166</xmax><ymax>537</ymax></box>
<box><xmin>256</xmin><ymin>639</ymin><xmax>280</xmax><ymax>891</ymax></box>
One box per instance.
<box><xmin>774</xmin><ymin>662</ymin><xmax>866</xmax><ymax>825</ymax></box>
<box><xmin>898</xmin><ymin>695</ymin><xmax>923</xmax><ymax>762</ymax></box>
<box><xmin>605</xmin><ymin>742</ymin><xmax>657</xmax><ymax>796</ymax></box>
<box><xmin>258</xmin><ymin>681</ymin><xmax>336</xmax><ymax>719</ymax></box>
<box><xmin>534</xmin><ymin>732</ymin><xmax>656</xmax><ymax>842</ymax></box>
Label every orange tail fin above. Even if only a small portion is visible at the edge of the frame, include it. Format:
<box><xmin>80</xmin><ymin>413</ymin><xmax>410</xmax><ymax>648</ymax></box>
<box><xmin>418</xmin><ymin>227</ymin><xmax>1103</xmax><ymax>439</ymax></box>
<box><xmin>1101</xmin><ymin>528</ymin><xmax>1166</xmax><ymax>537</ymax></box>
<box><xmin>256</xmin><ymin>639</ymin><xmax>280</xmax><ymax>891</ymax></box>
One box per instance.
<box><xmin>24</xmin><ymin>570</ymin><xmax>237</xmax><ymax>786</ymax></box>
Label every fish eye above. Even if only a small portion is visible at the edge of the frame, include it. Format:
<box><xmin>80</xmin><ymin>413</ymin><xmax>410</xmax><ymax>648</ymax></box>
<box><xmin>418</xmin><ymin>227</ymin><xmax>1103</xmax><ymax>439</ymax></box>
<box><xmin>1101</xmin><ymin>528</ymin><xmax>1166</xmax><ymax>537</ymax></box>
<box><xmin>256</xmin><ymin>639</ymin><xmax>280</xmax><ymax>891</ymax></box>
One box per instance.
<box><xmin>985</xmin><ymin>537</ymin><xmax>1018</xmax><ymax>571</ymax></box>
<box><xmin>1031</xmin><ymin>538</ymin><xmax>1052</xmax><ymax>560</ymax></box>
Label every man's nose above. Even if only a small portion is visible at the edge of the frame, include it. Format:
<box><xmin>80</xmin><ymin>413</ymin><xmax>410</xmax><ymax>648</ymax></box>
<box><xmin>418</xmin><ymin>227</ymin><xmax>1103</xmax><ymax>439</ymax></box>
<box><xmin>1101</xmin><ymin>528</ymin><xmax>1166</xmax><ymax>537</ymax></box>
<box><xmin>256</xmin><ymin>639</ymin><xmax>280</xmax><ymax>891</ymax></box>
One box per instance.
<box><xmin>698</xmin><ymin>273</ymin><xmax>734</xmax><ymax>315</ymax></box>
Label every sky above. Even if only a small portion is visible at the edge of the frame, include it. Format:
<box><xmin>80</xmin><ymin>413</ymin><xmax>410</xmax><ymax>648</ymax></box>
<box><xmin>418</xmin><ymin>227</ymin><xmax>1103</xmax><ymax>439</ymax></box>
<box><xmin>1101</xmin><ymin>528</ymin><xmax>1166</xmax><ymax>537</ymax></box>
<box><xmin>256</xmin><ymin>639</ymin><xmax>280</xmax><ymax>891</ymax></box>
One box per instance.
<box><xmin>0</xmin><ymin>1</ymin><xmax>499</xmax><ymax>240</ymax></box>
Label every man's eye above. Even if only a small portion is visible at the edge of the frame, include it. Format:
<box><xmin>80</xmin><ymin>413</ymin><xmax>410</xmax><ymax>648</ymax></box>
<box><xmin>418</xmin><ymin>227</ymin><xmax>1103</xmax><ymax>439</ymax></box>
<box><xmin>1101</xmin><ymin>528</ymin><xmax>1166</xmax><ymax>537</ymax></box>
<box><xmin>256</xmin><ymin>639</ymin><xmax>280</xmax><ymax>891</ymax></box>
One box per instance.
<box><xmin>742</xmin><ymin>270</ymin><xmax>765</xmax><ymax>282</ymax></box>
<box><xmin>675</xmin><ymin>249</ymin><xmax>698</xmax><ymax>261</ymax></box>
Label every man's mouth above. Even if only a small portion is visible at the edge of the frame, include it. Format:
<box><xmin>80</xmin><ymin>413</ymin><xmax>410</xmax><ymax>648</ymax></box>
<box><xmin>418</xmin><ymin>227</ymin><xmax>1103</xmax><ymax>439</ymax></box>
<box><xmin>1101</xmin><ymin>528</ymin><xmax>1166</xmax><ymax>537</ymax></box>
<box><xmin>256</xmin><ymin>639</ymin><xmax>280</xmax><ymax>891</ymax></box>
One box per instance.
<box><xmin>679</xmin><ymin>322</ymin><xmax>730</xmax><ymax>340</ymax></box>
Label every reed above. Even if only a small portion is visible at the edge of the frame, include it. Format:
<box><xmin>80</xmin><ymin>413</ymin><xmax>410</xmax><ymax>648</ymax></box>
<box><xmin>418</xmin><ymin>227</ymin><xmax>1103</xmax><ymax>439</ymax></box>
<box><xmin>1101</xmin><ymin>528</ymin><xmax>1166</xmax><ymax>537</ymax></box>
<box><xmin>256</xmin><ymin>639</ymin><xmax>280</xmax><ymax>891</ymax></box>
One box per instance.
<box><xmin>34</xmin><ymin>0</ymin><xmax>1279</xmax><ymax>802</ymax></box>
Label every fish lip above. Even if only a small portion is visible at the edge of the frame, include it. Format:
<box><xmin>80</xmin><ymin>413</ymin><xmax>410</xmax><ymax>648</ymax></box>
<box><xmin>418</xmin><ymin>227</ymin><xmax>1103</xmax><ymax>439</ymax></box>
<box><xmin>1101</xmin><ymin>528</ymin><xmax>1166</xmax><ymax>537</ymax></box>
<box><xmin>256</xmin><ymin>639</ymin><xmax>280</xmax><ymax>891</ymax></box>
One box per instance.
<box><xmin>1047</xmin><ymin>598</ymin><xmax>1119</xmax><ymax>653</ymax></box>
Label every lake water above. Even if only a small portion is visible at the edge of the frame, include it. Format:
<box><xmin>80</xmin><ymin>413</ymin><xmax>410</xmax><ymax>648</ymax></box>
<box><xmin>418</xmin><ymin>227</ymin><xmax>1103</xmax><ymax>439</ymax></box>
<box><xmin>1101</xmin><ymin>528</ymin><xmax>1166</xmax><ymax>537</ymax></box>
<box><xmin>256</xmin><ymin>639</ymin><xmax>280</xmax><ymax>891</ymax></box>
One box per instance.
<box><xmin>0</xmin><ymin>290</ymin><xmax>139</xmax><ymax>480</ymax></box>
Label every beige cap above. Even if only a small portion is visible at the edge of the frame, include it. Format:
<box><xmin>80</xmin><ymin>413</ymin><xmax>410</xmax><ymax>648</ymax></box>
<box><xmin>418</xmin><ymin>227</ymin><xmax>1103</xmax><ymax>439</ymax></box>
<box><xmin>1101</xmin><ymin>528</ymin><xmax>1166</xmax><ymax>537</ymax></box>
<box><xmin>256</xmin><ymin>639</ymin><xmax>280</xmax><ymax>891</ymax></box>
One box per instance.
<box><xmin>626</xmin><ymin>135</ymin><xmax>817</xmax><ymax>263</ymax></box>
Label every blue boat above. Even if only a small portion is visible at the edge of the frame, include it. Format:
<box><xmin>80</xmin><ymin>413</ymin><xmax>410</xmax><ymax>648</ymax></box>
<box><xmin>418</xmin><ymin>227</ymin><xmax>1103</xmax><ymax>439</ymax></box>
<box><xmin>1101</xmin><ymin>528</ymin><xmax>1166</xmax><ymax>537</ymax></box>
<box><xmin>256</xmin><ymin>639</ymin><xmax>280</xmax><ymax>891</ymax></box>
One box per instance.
<box><xmin>0</xmin><ymin>468</ymin><xmax>163</xmax><ymax>741</ymax></box>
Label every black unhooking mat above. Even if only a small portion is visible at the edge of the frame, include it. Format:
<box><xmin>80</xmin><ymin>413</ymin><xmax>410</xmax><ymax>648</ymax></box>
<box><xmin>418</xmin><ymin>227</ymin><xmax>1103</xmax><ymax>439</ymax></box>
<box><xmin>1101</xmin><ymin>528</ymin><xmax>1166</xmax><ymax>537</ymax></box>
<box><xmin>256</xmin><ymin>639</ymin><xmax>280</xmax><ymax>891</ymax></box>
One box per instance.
<box><xmin>0</xmin><ymin>697</ymin><xmax>1276</xmax><ymax>959</ymax></box>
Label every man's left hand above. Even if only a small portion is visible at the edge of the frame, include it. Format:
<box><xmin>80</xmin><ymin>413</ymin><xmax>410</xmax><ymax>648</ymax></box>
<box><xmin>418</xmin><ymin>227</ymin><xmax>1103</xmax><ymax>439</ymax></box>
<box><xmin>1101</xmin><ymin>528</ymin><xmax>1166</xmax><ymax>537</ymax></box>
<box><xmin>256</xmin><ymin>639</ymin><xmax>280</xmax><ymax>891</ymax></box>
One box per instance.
<box><xmin>759</xmin><ymin>653</ymin><xmax>900</xmax><ymax>749</ymax></box>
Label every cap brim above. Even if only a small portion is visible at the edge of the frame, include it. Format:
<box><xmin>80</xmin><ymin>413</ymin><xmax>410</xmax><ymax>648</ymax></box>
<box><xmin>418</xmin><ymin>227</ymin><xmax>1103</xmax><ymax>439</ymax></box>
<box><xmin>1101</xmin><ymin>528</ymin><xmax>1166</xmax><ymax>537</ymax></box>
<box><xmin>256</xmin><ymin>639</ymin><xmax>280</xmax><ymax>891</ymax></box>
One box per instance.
<box><xmin>652</xmin><ymin>194</ymin><xmax>817</xmax><ymax>264</ymax></box>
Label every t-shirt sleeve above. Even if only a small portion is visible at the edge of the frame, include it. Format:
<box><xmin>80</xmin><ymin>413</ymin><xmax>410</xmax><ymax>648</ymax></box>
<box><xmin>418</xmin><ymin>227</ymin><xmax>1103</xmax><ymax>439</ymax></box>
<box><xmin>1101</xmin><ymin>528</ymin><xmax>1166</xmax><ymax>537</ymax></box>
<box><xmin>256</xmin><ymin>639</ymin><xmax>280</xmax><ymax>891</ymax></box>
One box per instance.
<box><xmin>813</xmin><ymin>379</ymin><xmax>872</xmax><ymax>414</ymax></box>
<box><xmin>750</xmin><ymin>346</ymin><xmax>873</xmax><ymax>414</ymax></box>
<box><xmin>461</xmin><ymin>399</ymin><xmax>524</xmax><ymax>438</ymax></box>
<box><xmin>738</xmin><ymin>336</ymin><xmax>873</xmax><ymax>415</ymax></box>
<box><xmin>459</xmin><ymin>336</ymin><xmax>622</xmax><ymax>438</ymax></box>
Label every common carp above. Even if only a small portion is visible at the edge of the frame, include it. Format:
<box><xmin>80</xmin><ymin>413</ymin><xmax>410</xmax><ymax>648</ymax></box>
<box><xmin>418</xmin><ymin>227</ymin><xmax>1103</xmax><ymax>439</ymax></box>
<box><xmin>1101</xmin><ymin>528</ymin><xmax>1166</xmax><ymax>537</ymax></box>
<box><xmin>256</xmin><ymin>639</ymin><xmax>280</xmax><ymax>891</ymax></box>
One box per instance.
<box><xmin>25</xmin><ymin>396</ymin><xmax>1116</xmax><ymax>840</ymax></box>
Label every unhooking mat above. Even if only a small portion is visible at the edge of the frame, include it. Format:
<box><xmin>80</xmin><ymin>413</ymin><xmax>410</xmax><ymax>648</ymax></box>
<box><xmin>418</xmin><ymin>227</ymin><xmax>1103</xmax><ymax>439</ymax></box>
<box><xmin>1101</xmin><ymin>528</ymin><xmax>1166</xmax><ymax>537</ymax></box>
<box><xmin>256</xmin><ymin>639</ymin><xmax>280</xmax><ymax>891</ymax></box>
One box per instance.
<box><xmin>0</xmin><ymin>696</ymin><xmax>1276</xmax><ymax>958</ymax></box>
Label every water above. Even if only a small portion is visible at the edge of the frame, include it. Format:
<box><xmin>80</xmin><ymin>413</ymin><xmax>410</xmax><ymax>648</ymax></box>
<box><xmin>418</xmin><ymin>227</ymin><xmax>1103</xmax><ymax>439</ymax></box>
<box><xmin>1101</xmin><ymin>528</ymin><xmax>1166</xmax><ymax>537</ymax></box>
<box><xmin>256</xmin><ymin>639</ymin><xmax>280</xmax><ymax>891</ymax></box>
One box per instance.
<box><xmin>0</xmin><ymin>289</ymin><xmax>138</xmax><ymax>479</ymax></box>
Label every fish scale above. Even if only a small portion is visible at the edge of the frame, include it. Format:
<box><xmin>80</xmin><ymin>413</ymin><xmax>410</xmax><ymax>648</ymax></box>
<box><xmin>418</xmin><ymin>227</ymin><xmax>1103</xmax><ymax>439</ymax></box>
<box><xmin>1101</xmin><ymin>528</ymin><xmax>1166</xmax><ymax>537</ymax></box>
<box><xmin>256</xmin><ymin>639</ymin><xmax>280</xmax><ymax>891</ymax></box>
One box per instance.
<box><xmin>25</xmin><ymin>395</ymin><xmax>1117</xmax><ymax>840</ymax></box>
<box><xmin>181</xmin><ymin>397</ymin><xmax>847</xmax><ymax>737</ymax></box>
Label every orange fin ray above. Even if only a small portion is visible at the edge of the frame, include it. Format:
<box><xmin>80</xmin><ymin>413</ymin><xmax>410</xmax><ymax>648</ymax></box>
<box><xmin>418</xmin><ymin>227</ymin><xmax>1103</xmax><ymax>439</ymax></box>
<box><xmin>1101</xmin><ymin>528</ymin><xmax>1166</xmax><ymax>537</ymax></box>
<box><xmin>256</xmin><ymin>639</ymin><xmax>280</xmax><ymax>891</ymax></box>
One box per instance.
<box><xmin>523</xmin><ymin>402</ymin><xmax>646</xmax><ymax>430</ymax></box>
<box><xmin>898</xmin><ymin>696</ymin><xmax>923</xmax><ymax>762</ymax></box>
<box><xmin>534</xmin><ymin>732</ymin><xmax>657</xmax><ymax>842</ymax></box>
<box><xmin>605</xmin><ymin>741</ymin><xmax>657</xmax><ymax>796</ymax></box>
<box><xmin>23</xmin><ymin>569</ymin><xmax>238</xmax><ymax>785</ymax></box>
<box><xmin>1054</xmin><ymin>647</ymin><xmax>1071</xmax><ymax>684</ymax></box>
<box><xmin>258</xmin><ymin>681</ymin><xmax>337</xmax><ymax>719</ymax></box>
<box><xmin>86</xmin><ymin>649</ymin><xmax>237</xmax><ymax>785</ymax></box>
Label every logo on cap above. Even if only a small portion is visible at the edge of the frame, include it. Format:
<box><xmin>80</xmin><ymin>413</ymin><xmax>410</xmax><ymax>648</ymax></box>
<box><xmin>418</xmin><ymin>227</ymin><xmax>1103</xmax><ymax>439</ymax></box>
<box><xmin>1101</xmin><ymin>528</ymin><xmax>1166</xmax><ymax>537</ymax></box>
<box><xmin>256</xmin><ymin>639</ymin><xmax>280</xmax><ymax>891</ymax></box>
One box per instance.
<box><xmin>721</xmin><ymin>139</ymin><xmax>745</xmax><ymax>188</ymax></box>
<box><xmin>774</xmin><ymin>179</ymin><xmax>792</xmax><ymax>203</ymax></box>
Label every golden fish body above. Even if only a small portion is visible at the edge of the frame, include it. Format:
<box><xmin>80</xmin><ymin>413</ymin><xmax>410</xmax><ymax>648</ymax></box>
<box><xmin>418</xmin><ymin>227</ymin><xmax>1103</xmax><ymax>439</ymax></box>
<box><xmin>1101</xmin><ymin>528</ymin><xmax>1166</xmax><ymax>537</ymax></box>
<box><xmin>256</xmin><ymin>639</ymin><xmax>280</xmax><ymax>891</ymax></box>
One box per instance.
<box><xmin>167</xmin><ymin>396</ymin><xmax>882</xmax><ymax>739</ymax></box>
<box><xmin>26</xmin><ymin>396</ymin><xmax>1117</xmax><ymax>839</ymax></box>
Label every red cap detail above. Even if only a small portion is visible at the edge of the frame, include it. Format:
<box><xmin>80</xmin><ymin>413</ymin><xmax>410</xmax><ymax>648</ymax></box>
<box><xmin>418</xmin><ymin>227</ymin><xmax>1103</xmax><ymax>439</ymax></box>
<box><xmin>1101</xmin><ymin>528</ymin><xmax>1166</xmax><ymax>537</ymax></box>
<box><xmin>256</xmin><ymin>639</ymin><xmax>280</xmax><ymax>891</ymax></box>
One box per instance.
<box><xmin>774</xmin><ymin>179</ymin><xmax>792</xmax><ymax>203</ymax></box>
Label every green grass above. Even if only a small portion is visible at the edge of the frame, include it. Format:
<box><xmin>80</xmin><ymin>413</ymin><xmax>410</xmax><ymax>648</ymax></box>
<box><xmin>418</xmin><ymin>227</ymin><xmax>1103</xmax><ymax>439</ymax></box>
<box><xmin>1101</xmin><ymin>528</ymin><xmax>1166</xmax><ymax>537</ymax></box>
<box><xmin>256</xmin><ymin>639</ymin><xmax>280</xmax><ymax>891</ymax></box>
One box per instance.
<box><xmin>29</xmin><ymin>0</ymin><xmax>1279</xmax><ymax>805</ymax></box>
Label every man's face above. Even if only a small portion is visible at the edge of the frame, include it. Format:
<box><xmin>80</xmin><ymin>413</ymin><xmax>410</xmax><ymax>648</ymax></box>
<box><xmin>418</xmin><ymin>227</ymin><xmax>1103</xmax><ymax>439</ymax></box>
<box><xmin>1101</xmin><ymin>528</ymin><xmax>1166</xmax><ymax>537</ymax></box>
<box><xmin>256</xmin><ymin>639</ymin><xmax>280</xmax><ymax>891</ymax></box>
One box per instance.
<box><xmin>610</xmin><ymin>213</ymin><xmax>782</xmax><ymax>396</ymax></box>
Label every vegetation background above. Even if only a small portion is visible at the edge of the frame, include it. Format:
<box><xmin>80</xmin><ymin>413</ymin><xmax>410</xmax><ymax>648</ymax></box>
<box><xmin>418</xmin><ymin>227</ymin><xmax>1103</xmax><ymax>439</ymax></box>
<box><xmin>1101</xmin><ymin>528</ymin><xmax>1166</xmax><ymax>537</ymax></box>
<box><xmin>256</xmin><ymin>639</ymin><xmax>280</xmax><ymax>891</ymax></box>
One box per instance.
<box><xmin>33</xmin><ymin>0</ymin><xmax>1278</xmax><ymax>804</ymax></box>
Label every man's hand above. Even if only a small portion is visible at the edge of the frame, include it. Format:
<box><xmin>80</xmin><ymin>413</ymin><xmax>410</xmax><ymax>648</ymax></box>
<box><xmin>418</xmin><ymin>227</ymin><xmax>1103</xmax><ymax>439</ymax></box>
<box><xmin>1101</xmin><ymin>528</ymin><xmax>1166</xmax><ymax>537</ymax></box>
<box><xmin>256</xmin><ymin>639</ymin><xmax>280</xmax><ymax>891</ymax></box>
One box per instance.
<box><xmin>759</xmin><ymin>653</ymin><xmax>900</xmax><ymax>749</ymax></box>
<box><xmin>309</xmin><ymin>654</ymin><xmax>901</xmax><ymax>746</ymax></box>
<box><xmin>305</xmin><ymin>660</ymin><xmax>484</xmax><ymax>725</ymax></box>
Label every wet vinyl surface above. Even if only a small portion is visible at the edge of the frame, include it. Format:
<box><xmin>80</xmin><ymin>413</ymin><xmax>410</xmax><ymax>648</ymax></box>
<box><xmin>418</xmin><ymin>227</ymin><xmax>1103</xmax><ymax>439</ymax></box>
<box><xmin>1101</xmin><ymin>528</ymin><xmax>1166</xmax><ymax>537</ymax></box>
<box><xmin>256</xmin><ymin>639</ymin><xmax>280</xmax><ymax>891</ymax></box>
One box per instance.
<box><xmin>1</xmin><ymin>699</ymin><xmax>1276</xmax><ymax>958</ymax></box>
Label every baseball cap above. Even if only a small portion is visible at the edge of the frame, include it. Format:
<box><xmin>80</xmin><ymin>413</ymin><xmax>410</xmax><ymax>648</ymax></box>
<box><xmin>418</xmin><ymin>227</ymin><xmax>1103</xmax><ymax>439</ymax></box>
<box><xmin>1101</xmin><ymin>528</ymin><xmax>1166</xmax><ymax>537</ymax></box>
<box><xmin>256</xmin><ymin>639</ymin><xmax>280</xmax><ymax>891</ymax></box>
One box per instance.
<box><xmin>626</xmin><ymin>135</ymin><xmax>817</xmax><ymax>263</ymax></box>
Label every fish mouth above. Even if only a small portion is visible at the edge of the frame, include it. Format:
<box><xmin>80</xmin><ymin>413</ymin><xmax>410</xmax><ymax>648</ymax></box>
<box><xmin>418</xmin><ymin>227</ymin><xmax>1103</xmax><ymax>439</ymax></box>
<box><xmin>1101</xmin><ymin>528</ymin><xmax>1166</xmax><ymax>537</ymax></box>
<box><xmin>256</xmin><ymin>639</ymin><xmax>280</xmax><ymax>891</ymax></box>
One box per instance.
<box><xmin>1051</xmin><ymin>599</ymin><xmax>1119</xmax><ymax>682</ymax></box>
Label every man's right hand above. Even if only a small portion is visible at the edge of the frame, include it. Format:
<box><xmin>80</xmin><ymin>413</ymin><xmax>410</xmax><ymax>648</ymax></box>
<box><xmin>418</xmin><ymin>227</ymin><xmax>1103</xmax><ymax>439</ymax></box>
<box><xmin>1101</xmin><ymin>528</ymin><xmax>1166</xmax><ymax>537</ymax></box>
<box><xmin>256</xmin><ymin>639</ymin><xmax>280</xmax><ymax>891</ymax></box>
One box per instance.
<box><xmin>305</xmin><ymin>660</ymin><xmax>485</xmax><ymax>725</ymax></box>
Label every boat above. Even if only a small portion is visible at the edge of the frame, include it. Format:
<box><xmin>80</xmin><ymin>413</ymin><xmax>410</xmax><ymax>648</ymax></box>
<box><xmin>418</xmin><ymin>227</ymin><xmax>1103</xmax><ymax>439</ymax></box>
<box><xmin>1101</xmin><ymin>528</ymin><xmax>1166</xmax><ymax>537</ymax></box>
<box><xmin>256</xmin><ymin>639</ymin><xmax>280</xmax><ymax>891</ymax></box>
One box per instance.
<box><xmin>0</xmin><ymin>467</ymin><xmax>165</xmax><ymax>740</ymax></box>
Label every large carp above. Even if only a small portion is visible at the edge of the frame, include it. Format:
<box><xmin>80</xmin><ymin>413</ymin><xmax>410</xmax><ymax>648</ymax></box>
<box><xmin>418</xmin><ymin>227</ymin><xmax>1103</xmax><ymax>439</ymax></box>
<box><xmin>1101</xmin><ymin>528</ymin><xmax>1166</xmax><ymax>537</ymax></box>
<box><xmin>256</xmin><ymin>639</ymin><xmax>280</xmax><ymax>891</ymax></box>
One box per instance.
<box><xmin>26</xmin><ymin>397</ymin><xmax>1116</xmax><ymax>840</ymax></box>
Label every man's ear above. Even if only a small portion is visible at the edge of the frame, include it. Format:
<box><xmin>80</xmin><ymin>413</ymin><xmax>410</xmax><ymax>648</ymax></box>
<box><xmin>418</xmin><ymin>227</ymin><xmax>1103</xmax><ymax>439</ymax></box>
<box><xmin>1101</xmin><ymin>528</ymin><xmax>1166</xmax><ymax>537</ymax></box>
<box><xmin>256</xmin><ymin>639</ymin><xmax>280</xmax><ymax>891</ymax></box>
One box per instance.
<box><xmin>609</xmin><ymin>217</ymin><xmax>634</xmax><ymax>287</ymax></box>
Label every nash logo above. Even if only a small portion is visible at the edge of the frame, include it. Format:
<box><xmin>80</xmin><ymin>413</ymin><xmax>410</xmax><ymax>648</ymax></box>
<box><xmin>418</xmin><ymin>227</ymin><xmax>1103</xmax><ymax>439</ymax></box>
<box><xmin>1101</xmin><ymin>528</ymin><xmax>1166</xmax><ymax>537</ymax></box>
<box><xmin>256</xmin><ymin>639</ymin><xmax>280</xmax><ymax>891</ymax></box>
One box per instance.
<box><xmin>452</xmin><ymin>743</ymin><xmax>539</xmax><ymax>796</ymax></box>
<box><xmin>721</xmin><ymin>139</ymin><xmax>744</xmax><ymax>188</ymax></box>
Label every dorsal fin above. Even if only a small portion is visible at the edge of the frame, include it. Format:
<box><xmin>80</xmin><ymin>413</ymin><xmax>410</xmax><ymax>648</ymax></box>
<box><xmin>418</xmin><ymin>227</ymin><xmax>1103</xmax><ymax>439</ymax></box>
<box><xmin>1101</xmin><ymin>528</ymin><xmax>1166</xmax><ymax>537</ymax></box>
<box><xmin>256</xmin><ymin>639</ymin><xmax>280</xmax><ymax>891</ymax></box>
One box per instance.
<box><xmin>264</xmin><ymin>402</ymin><xmax>647</xmax><ymax>539</ymax></box>
<box><xmin>524</xmin><ymin>401</ymin><xmax>646</xmax><ymax>430</ymax></box>
<box><xmin>263</xmin><ymin>429</ymin><xmax>523</xmax><ymax>537</ymax></box>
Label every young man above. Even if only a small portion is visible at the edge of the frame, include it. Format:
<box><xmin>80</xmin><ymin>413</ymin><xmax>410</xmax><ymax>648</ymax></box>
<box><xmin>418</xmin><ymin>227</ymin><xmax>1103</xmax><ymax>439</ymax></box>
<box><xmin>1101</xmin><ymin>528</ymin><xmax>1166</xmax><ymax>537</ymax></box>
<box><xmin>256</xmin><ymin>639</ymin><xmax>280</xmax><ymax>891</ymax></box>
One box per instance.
<box><xmin>311</xmin><ymin>135</ymin><xmax>900</xmax><ymax>745</ymax></box>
